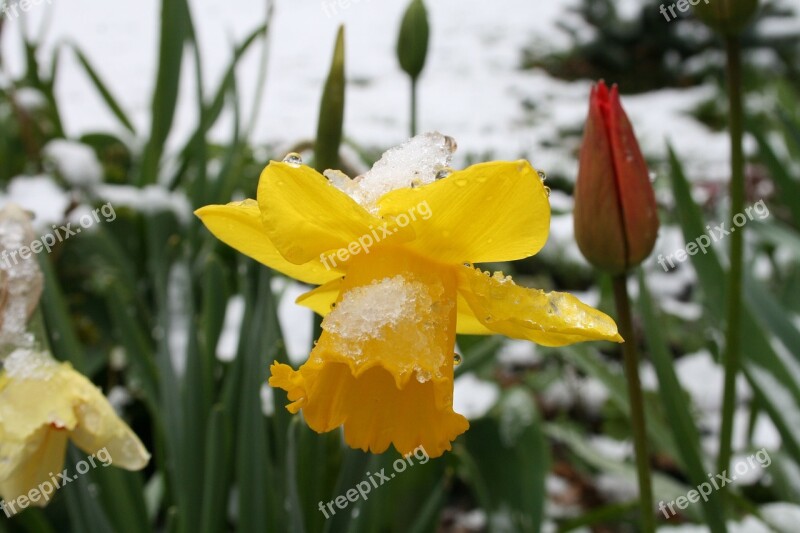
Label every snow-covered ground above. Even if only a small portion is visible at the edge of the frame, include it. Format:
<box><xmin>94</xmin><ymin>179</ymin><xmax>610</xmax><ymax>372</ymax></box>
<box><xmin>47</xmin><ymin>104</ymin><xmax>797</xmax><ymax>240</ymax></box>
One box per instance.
<box><xmin>3</xmin><ymin>0</ymin><xmax>775</xmax><ymax>182</ymax></box>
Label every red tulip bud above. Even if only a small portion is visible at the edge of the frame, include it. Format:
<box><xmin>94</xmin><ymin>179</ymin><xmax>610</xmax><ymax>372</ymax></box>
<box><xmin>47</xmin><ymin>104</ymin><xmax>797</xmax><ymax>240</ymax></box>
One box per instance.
<box><xmin>574</xmin><ymin>81</ymin><xmax>659</xmax><ymax>274</ymax></box>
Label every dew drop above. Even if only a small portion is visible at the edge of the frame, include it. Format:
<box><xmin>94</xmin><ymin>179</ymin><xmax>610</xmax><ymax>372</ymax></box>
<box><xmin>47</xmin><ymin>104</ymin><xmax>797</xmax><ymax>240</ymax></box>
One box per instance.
<box><xmin>435</xmin><ymin>167</ymin><xmax>454</xmax><ymax>180</ymax></box>
<box><xmin>282</xmin><ymin>152</ymin><xmax>303</xmax><ymax>167</ymax></box>
<box><xmin>443</xmin><ymin>136</ymin><xmax>458</xmax><ymax>153</ymax></box>
<box><xmin>330</xmin><ymin>302</ymin><xmax>337</xmax><ymax>310</ymax></box>
<box><xmin>543</xmin><ymin>186</ymin><xmax>551</xmax><ymax>197</ymax></box>
<box><xmin>416</xmin><ymin>369</ymin><xmax>432</xmax><ymax>383</ymax></box>
<box><xmin>537</xmin><ymin>170</ymin><xmax>547</xmax><ymax>181</ymax></box>
<box><xmin>453</xmin><ymin>353</ymin><xmax>463</xmax><ymax>366</ymax></box>
<box><xmin>410</xmin><ymin>177</ymin><xmax>422</xmax><ymax>188</ymax></box>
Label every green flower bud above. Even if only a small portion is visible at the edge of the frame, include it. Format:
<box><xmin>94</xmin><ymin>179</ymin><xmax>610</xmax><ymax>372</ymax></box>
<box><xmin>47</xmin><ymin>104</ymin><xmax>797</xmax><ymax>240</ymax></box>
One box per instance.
<box><xmin>397</xmin><ymin>0</ymin><xmax>429</xmax><ymax>80</ymax></box>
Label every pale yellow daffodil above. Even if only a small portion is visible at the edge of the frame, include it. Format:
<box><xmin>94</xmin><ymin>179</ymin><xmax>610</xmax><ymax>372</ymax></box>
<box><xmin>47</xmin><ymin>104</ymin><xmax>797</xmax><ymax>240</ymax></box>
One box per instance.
<box><xmin>0</xmin><ymin>349</ymin><xmax>150</xmax><ymax>508</ymax></box>
<box><xmin>196</xmin><ymin>132</ymin><xmax>622</xmax><ymax>458</ymax></box>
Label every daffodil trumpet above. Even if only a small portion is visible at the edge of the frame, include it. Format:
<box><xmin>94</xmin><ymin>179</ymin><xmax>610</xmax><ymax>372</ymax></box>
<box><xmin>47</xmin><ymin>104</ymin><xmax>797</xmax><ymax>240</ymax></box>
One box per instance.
<box><xmin>197</xmin><ymin>132</ymin><xmax>622</xmax><ymax>458</ymax></box>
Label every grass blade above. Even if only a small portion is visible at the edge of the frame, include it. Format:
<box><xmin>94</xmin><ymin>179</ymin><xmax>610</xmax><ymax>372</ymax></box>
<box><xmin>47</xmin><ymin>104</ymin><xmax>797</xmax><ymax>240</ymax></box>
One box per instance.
<box><xmin>70</xmin><ymin>45</ymin><xmax>136</xmax><ymax>134</ymax></box>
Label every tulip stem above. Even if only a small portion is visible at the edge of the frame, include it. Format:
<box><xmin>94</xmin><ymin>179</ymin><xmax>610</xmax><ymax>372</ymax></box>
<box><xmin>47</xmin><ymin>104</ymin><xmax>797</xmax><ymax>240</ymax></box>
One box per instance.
<box><xmin>717</xmin><ymin>35</ymin><xmax>745</xmax><ymax>496</ymax></box>
<box><xmin>612</xmin><ymin>274</ymin><xmax>655</xmax><ymax>533</ymax></box>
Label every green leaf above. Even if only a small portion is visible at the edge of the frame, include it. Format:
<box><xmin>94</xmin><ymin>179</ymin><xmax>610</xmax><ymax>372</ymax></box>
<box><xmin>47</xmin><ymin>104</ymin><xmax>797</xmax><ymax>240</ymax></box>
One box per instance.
<box><xmin>638</xmin><ymin>271</ymin><xmax>727</xmax><ymax>532</ymax></box>
<box><xmin>90</xmin><ymin>466</ymin><xmax>150</xmax><ymax>533</ymax></box>
<box><xmin>454</xmin><ymin>335</ymin><xmax>503</xmax><ymax>377</ymax></box>
<box><xmin>293</xmin><ymin>425</ymin><xmax>342</xmax><ymax>533</ymax></box>
<box><xmin>558</xmin><ymin>344</ymin><xmax>676</xmax><ymax>459</ymax></box>
<box><xmin>544</xmin><ymin>422</ymin><xmax>700</xmax><ymax>521</ymax></box>
<box><xmin>750</xmin><ymin>126</ymin><xmax>800</xmax><ymax>226</ymax></box>
<box><xmin>62</xmin><ymin>446</ymin><xmax>116</xmax><ymax>533</ymax></box>
<box><xmin>668</xmin><ymin>145</ymin><xmax>800</xmax><ymax>464</ymax></box>
<box><xmin>139</xmin><ymin>0</ymin><xmax>193</xmax><ymax>185</ymax></box>
<box><xmin>459</xmin><ymin>387</ymin><xmax>548</xmax><ymax>533</ymax></box>
<box><xmin>201</xmin><ymin>405</ymin><xmax>233</xmax><ymax>533</ymax></box>
<box><xmin>322</xmin><ymin>449</ymin><xmax>371</xmax><ymax>533</ymax></box>
<box><xmin>315</xmin><ymin>26</ymin><xmax>346</xmax><ymax>173</ymax></box>
<box><xmin>37</xmin><ymin>254</ymin><xmax>87</xmax><ymax>372</ymax></box>
<box><xmin>70</xmin><ymin>45</ymin><xmax>136</xmax><ymax>134</ymax></box>
<box><xmin>351</xmin><ymin>450</ymin><xmax>447</xmax><ymax>532</ymax></box>
<box><xmin>235</xmin><ymin>264</ymin><xmax>282</xmax><ymax>532</ymax></box>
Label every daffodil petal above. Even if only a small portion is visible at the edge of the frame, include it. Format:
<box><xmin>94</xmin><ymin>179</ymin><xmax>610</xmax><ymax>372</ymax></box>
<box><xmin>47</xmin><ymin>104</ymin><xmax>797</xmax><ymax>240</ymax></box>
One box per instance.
<box><xmin>377</xmin><ymin>161</ymin><xmax>550</xmax><ymax>264</ymax></box>
<box><xmin>258</xmin><ymin>161</ymin><xmax>405</xmax><ymax>264</ymax></box>
<box><xmin>195</xmin><ymin>200</ymin><xmax>341</xmax><ymax>285</ymax></box>
<box><xmin>456</xmin><ymin>290</ymin><xmax>494</xmax><ymax>335</ymax></box>
<box><xmin>69</xmin><ymin>391</ymin><xmax>150</xmax><ymax>470</ymax></box>
<box><xmin>0</xmin><ymin>427</ymin><xmax>68</xmax><ymax>508</ymax></box>
<box><xmin>458</xmin><ymin>267</ymin><xmax>623</xmax><ymax>346</ymax></box>
<box><xmin>0</xmin><ymin>359</ymin><xmax>79</xmax><ymax>442</ymax></box>
<box><xmin>296</xmin><ymin>277</ymin><xmax>343</xmax><ymax>316</ymax></box>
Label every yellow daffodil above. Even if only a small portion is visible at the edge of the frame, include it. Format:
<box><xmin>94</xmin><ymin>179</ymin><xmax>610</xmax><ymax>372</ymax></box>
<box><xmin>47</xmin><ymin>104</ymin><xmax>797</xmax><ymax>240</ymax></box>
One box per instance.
<box><xmin>196</xmin><ymin>132</ymin><xmax>622</xmax><ymax>458</ymax></box>
<box><xmin>0</xmin><ymin>349</ymin><xmax>150</xmax><ymax>508</ymax></box>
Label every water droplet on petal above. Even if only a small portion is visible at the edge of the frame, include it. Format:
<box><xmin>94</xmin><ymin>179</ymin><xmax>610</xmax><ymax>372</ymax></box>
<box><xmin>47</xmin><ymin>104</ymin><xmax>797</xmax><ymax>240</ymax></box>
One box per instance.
<box><xmin>443</xmin><ymin>136</ymin><xmax>457</xmax><ymax>153</ymax></box>
<box><xmin>282</xmin><ymin>152</ymin><xmax>303</xmax><ymax>167</ymax></box>
<box><xmin>543</xmin><ymin>186</ymin><xmax>551</xmax><ymax>197</ymax></box>
<box><xmin>416</xmin><ymin>369</ymin><xmax>432</xmax><ymax>383</ymax></box>
<box><xmin>453</xmin><ymin>353</ymin><xmax>463</xmax><ymax>366</ymax></box>
<box><xmin>537</xmin><ymin>170</ymin><xmax>547</xmax><ymax>181</ymax></box>
<box><xmin>410</xmin><ymin>177</ymin><xmax>422</xmax><ymax>188</ymax></box>
<box><xmin>435</xmin><ymin>167</ymin><xmax>454</xmax><ymax>180</ymax></box>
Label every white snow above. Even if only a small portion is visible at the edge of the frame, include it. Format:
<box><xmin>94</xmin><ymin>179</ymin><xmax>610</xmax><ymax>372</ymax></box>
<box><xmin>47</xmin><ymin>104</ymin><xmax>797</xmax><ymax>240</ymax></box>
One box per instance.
<box><xmin>167</xmin><ymin>262</ymin><xmax>191</xmax><ymax>379</ymax></box>
<box><xmin>274</xmin><ymin>279</ymin><xmax>314</xmax><ymax>366</ymax></box>
<box><xmin>588</xmin><ymin>436</ymin><xmax>633</xmax><ymax>462</ymax></box>
<box><xmin>43</xmin><ymin>139</ymin><xmax>104</xmax><ymax>187</ymax></box>
<box><xmin>3</xmin><ymin>348</ymin><xmax>58</xmax><ymax>380</ymax></box>
<box><xmin>674</xmin><ymin>351</ymin><xmax>750</xmax><ymax>413</ymax></box>
<box><xmin>453</xmin><ymin>373</ymin><xmax>499</xmax><ymax>420</ymax></box>
<box><xmin>760</xmin><ymin>503</ymin><xmax>800</xmax><ymax>532</ymax></box>
<box><xmin>13</xmin><ymin>87</ymin><xmax>47</xmax><ymax>111</ymax></box>
<box><xmin>329</xmin><ymin>132</ymin><xmax>455</xmax><ymax>212</ymax></box>
<box><xmin>216</xmin><ymin>295</ymin><xmax>245</xmax><ymax>362</ymax></box>
<box><xmin>0</xmin><ymin>0</ymin><xmax>751</xmax><ymax>183</ymax></box>
<box><xmin>95</xmin><ymin>184</ymin><xmax>192</xmax><ymax>225</ymax></box>
<box><xmin>107</xmin><ymin>385</ymin><xmax>134</xmax><ymax>413</ymax></box>
<box><xmin>321</xmin><ymin>274</ymin><xmax>437</xmax><ymax>364</ymax></box>
<box><xmin>260</xmin><ymin>382</ymin><xmax>274</xmax><ymax>416</ymax></box>
<box><xmin>0</xmin><ymin>175</ymin><xmax>69</xmax><ymax>230</ymax></box>
<box><xmin>496</xmin><ymin>339</ymin><xmax>540</xmax><ymax>366</ymax></box>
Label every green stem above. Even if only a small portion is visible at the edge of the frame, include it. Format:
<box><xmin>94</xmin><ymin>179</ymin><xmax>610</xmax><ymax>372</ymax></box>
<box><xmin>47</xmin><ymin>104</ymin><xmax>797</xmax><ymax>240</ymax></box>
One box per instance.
<box><xmin>717</xmin><ymin>36</ymin><xmax>745</xmax><ymax>491</ymax></box>
<box><xmin>612</xmin><ymin>274</ymin><xmax>655</xmax><ymax>533</ymax></box>
<box><xmin>410</xmin><ymin>76</ymin><xmax>418</xmax><ymax>137</ymax></box>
